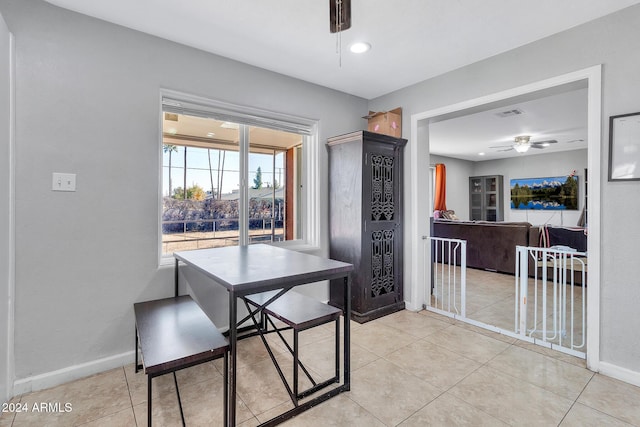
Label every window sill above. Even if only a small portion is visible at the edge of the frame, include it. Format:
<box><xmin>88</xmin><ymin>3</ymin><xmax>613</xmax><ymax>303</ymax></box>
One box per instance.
<box><xmin>159</xmin><ymin>241</ymin><xmax>321</xmax><ymax>267</ymax></box>
<box><xmin>267</xmin><ymin>240</ymin><xmax>321</xmax><ymax>255</ymax></box>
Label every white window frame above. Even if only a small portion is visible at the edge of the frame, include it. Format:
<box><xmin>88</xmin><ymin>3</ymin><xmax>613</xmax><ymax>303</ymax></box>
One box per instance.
<box><xmin>158</xmin><ymin>89</ymin><xmax>320</xmax><ymax>265</ymax></box>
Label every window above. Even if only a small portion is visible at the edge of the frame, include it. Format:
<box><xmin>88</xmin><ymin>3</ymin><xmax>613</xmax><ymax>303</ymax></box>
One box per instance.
<box><xmin>160</xmin><ymin>91</ymin><xmax>317</xmax><ymax>259</ymax></box>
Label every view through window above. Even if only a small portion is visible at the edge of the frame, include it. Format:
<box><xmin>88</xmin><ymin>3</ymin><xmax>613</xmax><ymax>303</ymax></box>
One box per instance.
<box><xmin>161</xmin><ymin>112</ymin><xmax>304</xmax><ymax>255</ymax></box>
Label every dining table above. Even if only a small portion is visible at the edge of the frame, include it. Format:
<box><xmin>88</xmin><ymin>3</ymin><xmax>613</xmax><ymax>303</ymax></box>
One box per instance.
<box><xmin>173</xmin><ymin>244</ymin><xmax>353</xmax><ymax>426</ymax></box>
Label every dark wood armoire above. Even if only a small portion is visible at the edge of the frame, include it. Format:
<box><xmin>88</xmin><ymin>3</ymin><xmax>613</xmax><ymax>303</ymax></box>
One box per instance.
<box><xmin>327</xmin><ymin>131</ymin><xmax>407</xmax><ymax>323</ymax></box>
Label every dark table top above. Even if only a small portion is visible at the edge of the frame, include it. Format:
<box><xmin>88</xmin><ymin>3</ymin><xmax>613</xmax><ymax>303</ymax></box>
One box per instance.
<box><xmin>174</xmin><ymin>244</ymin><xmax>353</xmax><ymax>294</ymax></box>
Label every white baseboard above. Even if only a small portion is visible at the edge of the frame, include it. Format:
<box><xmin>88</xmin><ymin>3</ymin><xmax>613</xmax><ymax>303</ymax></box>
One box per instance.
<box><xmin>404</xmin><ymin>300</ymin><xmax>422</xmax><ymax>312</ymax></box>
<box><xmin>10</xmin><ymin>346</ymin><xmax>640</xmax><ymax>400</ymax></box>
<box><xmin>13</xmin><ymin>350</ymin><xmax>134</xmax><ymax>396</ymax></box>
<box><xmin>598</xmin><ymin>361</ymin><xmax>640</xmax><ymax>388</ymax></box>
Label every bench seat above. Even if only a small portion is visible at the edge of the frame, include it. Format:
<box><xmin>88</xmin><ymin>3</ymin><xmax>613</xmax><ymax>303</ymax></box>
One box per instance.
<box><xmin>243</xmin><ymin>290</ymin><xmax>342</xmax><ymax>406</ymax></box>
<box><xmin>134</xmin><ymin>295</ymin><xmax>229</xmax><ymax>426</ymax></box>
<box><xmin>245</xmin><ymin>289</ymin><xmax>342</xmax><ymax>331</ymax></box>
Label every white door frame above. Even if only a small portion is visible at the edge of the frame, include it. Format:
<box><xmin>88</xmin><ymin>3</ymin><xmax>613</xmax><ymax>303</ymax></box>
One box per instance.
<box><xmin>408</xmin><ymin>65</ymin><xmax>602</xmax><ymax>371</ymax></box>
<box><xmin>2</xmin><ymin>30</ymin><xmax>16</xmax><ymax>403</ymax></box>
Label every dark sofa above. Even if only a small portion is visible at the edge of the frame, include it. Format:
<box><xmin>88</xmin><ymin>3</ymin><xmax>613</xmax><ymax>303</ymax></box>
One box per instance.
<box><xmin>432</xmin><ymin>219</ymin><xmax>532</xmax><ymax>274</ymax></box>
<box><xmin>531</xmin><ymin>225</ymin><xmax>588</xmax><ymax>252</ymax></box>
<box><xmin>432</xmin><ymin>219</ymin><xmax>588</xmax><ymax>283</ymax></box>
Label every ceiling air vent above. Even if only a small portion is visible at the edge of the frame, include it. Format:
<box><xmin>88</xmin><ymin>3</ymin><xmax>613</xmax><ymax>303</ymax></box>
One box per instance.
<box><xmin>496</xmin><ymin>108</ymin><xmax>524</xmax><ymax>118</ymax></box>
<box><xmin>164</xmin><ymin>112</ymin><xmax>179</xmax><ymax>121</ymax></box>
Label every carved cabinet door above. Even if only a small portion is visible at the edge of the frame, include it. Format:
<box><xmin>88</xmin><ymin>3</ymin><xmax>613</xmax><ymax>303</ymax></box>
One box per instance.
<box><xmin>362</xmin><ymin>142</ymin><xmax>403</xmax><ymax>312</ymax></box>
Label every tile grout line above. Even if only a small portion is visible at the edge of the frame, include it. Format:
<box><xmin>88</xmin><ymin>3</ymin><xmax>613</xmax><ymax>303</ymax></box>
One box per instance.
<box><xmin>343</xmin><ymin>392</ymin><xmax>388</xmax><ymax>427</ymax></box>
<box><xmin>432</xmin><ymin>339</ymin><xmax>517</xmax><ymax>426</ymax></box>
<box><xmin>558</xmin><ymin>373</ymin><xmax>635</xmax><ymax>426</ymax></box>
<box><xmin>366</xmin><ymin>312</ymin><xmax>603</xmax><ymax>426</ymax></box>
<box><xmin>122</xmin><ymin>365</ymin><xmax>140</xmax><ymax>427</ymax></box>
<box><xmin>386</xmin><ymin>327</ymin><xmax>517</xmax><ymax>426</ymax></box>
<box><xmin>556</xmin><ymin>372</ymin><xmax>595</xmax><ymax>426</ymax></box>
<box><xmin>380</xmin><ymin>322</ymin><xmax>515</xmax><ymax>425</ymax></box>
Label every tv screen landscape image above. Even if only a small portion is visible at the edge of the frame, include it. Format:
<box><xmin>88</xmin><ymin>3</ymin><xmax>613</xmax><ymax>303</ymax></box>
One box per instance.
<box><xmin>510</xmin><ymin>175</ymin><xmax>579</xmax><ymax>210</ymax></box>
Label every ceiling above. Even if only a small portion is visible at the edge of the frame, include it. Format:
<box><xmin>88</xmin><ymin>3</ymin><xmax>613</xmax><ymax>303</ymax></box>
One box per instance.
<box><xmin>43</xmin><ymin>0</ymin><xmax>640</xmax><ymax>99</ymax></box>
<box><xmin>429</xmin><ymin>86</ymin><xmax>588</xmax><ymax>161</ymax></box>
<box><xmin>162</xmin><ymin>113</ymin><xmax>303</xmax><ymax>154</ymax></box>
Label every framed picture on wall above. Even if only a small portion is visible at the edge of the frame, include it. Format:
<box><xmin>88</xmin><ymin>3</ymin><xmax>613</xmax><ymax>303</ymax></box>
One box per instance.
<box><xmin>609</xmin><ymin>112</ymin><xmax>640</xmax><ymax>181</ymax></box>
<box><xmin>510</xmin><ymin>175</ymin><xmax>579</xmax><ymax>210</ymax></box>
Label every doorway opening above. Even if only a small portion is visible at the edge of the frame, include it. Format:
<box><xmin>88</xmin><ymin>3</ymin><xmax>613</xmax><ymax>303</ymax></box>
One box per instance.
<box><xmin>408</xmin><ymin>66</ymin><xmax>601</xmax><ymax>369</ymax></box>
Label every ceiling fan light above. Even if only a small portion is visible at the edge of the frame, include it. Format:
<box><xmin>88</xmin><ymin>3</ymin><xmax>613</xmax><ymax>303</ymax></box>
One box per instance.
<box><xmin>514</xmin><ymin>144</ymin><xmax>530</xmax><ymax>153</ymax></box>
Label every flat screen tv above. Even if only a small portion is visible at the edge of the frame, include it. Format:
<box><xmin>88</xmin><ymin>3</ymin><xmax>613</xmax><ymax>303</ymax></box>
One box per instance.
<box><xmin>510</xmin><ymin>175</ymin><xmax>579</xmax><ymax>210</ymax></box>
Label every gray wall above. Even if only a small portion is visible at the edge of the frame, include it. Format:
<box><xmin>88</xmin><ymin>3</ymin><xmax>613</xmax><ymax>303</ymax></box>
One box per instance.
<box><xmin>0</xmin><ymin>8</ymin><xmax>11</xmax><ymax>403</ymax></box>
<box><xmin>431</xmin><ymin>150</ymin><xmax>588</xmax><ymax>225</ymax></box>
<box><xmin>474</xmin><ymin>149</ymin><xmax>588</xmax><ymax>226</ymax></box>
<box><xmin>370</xmin><ymin>5</ymin><xmax>640</xmax><ymax>373</ymax></box>
<box><xmin>0</xmin><ymin>0</ymin><xmax>367</xmax><ymax>382</ymax></box>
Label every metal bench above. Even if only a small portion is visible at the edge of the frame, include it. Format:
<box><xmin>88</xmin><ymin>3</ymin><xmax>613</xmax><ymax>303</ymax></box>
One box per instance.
<box><xmin>134</xmin><ymin>295</ymin><xmax>229</xmax><ymax>427</ymax></box>
<box><xmin>243</xmin><ymin>290</ymin><xmax>342</xmax><ymax>406</ymax></box>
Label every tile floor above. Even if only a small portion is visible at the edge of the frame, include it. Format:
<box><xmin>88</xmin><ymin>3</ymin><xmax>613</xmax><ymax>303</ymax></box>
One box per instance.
<box><xmin>432</xmin><ymin>267</ymin><xmax>586</xmax><ymax>353</ymax></box>
<box><xmin>2</xmin><ymin>309</ymin><xmax>639</xmax><ymax>427</ymax></box>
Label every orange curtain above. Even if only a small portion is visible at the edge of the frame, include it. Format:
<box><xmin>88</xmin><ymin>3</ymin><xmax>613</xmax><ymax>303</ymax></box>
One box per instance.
<box><xmin>434</xmin><ymin>163</ymin><xmax>447</xmax><ymax>212</ymax></box>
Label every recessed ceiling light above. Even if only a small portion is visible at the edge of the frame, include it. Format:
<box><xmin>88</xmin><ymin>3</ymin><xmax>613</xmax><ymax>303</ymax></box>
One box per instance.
<box><xmin>478</xmin><ymin>152</ymin><xmax>486</xmax><ymax>156</ymax></box>
<box><xmin>206</xmin><ymin>132</ymin><xmax>215</xmax><ymax>138</ymax></box>
<box><xmin>167</xmin><ymin>128</ymin><xmax>177</xmax><ymax>135</ymax></box>
<box><xmin>350</xmin><ymin>42</ymin><xmax>371</xmax><ymax>54</ymax></box>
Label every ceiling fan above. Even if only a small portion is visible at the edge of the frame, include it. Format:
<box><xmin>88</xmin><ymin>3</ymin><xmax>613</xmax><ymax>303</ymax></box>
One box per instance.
<box><xmin>330</xmin><ymin>0</ymin><xmax>351</xmax><ymax>33</ymax></box>
<box><xmin>490</xmin><ymin>135</ymin><xmax>558</xmax><ymax>153</ymax></box>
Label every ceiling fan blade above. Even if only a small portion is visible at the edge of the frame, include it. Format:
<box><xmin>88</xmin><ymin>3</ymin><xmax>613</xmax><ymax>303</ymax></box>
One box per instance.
<box><xmin>530</xmin><ymin>145</ymin><xmax>545</xmax><ymax>149</ymax></box>
<box><xmin>489</xmin><ymin>145</ymin><xmax>513</xmax><ymax>149</ymax></box>
<box><xmin>497</xmin><ymin>147</ymin><xmax>514</xmax><ymax>152</ymax></box>
<box><xmin>531</xmin><ymin>139</ymin><xmax>558</xmax><ymax>145</ymax></box>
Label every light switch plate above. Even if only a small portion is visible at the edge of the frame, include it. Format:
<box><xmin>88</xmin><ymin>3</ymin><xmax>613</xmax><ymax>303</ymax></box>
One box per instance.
<box><xmin>52</xmin><ymin>173</ymin><xmax>76</xmax><ymax>192</ymax></box>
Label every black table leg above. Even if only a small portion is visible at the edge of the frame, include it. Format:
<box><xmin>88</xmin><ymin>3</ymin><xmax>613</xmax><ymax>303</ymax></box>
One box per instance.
<box><xmin>228</xmin><ymin>291</ymin><xmax>237</xmax><ymax>427</ymax></box>
<box><xmin>344</xmin><ymin>275</ymin><xmax>351</xmax><ymax>390</ymax></box>
<box><xmin>174</xmin><ymin>258</ymin><xmax>179</xmax><ymax>297</ymax></box>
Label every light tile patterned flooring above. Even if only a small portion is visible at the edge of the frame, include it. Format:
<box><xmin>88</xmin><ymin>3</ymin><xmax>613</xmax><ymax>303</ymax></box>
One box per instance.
<box><xmin>2</xmin><ymin>309</ymin><xmax>639</xmax><ymax>426</ymax></box>
<box><xmin>432</xmin><ymin>267</ymin><xmax>587</xmax><ymax>352</ymax></box>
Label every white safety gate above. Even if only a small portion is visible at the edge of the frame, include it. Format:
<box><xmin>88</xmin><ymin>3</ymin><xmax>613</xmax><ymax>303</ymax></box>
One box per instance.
<box><xmin>515</xmin><ymin>246</ymin><xmax>587</xmax><ymax>357</ymax></box>
<box><xmin>423</xmin><ymin>236</ymin><xmax>467</xmax><ymax>319</ymax></box>
<box><xmin>422</xmin><ymin>237</ymin><xmax>587</xmax><ymax>358</ymax></box>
